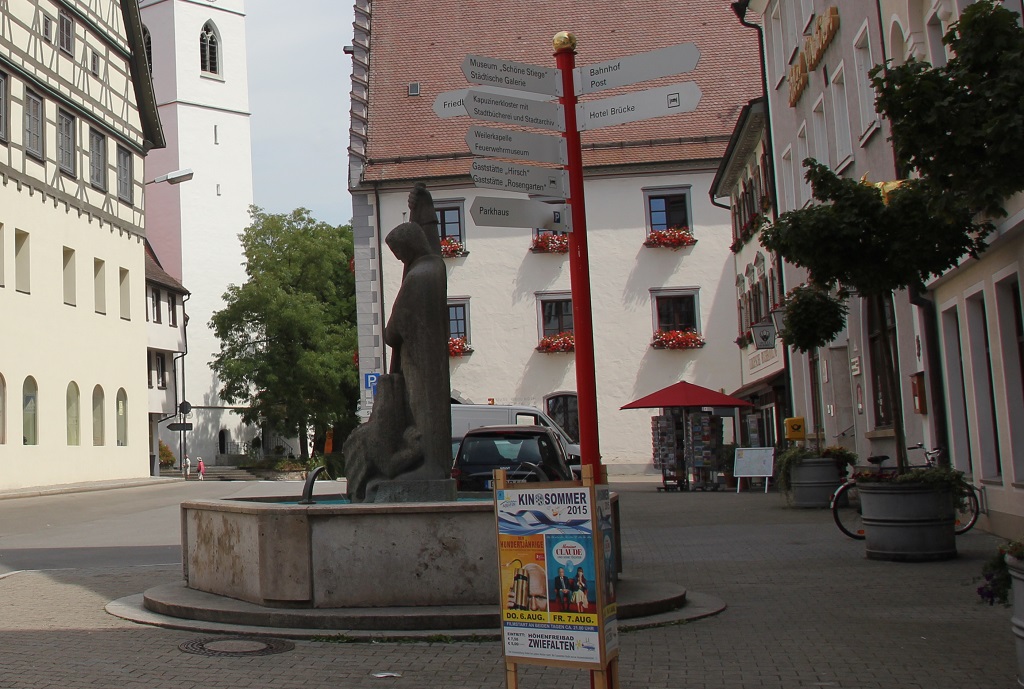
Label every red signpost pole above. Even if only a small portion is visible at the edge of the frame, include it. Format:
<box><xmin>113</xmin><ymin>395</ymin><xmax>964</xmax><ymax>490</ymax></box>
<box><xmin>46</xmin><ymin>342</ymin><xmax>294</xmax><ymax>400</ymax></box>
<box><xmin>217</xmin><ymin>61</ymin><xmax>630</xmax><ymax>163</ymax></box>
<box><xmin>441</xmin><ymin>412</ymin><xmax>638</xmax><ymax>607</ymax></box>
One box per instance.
<box><xmin>554</xmin><ymin>31</ymin><xmax>604</xmax><ymax>486</ymax></box>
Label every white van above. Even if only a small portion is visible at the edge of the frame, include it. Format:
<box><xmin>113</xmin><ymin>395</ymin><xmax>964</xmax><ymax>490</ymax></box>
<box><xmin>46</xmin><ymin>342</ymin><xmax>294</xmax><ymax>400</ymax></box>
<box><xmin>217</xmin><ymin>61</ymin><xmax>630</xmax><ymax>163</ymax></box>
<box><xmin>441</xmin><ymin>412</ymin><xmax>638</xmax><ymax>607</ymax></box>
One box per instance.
<box><xmin>450</xmin><ymin>404</ymin><xmax>581</xmax><ymax>473</ymax></box>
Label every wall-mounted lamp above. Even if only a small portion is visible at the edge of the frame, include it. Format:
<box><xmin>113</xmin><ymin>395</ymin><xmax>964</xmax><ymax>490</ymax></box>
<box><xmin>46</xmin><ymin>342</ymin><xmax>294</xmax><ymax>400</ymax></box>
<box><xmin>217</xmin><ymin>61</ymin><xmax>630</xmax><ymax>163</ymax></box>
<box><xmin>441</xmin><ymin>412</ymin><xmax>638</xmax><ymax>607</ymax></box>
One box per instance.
<box><xmin>146</xmin><ymin>168</ymin><xmax>194</xmax><ymax>185</ymax></box>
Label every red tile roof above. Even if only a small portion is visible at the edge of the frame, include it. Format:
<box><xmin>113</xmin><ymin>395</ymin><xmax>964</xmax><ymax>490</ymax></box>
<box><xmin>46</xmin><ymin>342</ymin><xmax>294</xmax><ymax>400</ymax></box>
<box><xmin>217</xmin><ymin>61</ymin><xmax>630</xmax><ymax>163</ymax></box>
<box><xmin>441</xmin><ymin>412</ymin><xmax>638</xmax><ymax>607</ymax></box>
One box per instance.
<box><xmin>361</xmin><ymin>1</ymin><xmax>761</xmax><ymax>183</ymax></box>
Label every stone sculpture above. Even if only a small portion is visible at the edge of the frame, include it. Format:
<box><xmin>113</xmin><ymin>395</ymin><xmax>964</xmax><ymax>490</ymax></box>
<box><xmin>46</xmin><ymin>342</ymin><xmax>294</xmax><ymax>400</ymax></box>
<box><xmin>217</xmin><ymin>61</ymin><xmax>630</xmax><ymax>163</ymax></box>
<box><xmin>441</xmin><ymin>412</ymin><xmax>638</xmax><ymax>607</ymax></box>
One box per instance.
<box><xmin>343</xmin><ymin>185</ymin><xmax>455</xmax><ymax>503</ymax></box>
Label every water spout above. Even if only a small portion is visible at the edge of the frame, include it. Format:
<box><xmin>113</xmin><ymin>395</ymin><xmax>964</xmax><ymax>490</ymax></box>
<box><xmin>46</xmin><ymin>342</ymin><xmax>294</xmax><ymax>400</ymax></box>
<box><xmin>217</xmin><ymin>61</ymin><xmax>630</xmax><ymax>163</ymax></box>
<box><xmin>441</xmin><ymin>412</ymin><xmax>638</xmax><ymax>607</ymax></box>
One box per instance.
<box><xmin>298</xmin><ymin>465</ymin><xmax>330</xmax><ymax>504</ymax></box>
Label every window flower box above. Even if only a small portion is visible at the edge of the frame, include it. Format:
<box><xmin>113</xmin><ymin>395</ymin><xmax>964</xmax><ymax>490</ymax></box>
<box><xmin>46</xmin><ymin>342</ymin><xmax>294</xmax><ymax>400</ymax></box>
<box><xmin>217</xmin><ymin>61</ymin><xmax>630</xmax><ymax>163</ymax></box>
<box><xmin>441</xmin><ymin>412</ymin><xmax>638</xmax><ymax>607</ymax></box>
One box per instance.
<box><xmin>531</xmin><ymin>233</ymin><xmax>569</xmax><ymax>254</ymax></box>
<box><xmin>643</xmin><ymin>226</ymin><xmax>697</xmax><ymax>250</ymax></box>
<box><xmin>448</xmin><ymin>336</ymin><xmax>472</xmax><ymax>357</ymax></box>
<box><xmin>735</xmin><ymin>331</ymin><xmax>753</xmax><ymax>347</ymax></box>
<box><xmin>537</xmin><ymin>331</ymin><xmax>575</xmax><ymax>353</ymax></box>
<box><xmin>651</xmin><ymin>329</ymin><xmax>706</xmax><ymax>350</ymax></box>
<box><xmin>440</xmin><ymin>238</ymin><xmax>467</xmax><ymax>258</ymax></box>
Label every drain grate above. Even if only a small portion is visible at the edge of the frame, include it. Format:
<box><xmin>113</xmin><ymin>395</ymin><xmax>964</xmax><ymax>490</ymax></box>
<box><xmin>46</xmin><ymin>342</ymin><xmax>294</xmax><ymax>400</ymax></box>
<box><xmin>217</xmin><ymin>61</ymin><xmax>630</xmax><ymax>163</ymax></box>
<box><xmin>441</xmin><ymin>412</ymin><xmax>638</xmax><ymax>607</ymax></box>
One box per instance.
<box><xmin>179</xmin><ymin>636</ymin><xmax>295</xmax><ymax>657</ymax></box>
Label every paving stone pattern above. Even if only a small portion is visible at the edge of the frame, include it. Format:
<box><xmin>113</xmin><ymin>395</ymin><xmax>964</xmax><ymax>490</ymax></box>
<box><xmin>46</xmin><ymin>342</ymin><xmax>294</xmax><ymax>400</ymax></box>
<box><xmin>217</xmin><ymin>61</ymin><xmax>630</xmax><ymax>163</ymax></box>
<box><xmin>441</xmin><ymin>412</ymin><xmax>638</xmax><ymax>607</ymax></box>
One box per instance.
<box><xmin>0</xmin><ymin>484</ymin><xmax>1015</xmax><ymax>688</ymax></box>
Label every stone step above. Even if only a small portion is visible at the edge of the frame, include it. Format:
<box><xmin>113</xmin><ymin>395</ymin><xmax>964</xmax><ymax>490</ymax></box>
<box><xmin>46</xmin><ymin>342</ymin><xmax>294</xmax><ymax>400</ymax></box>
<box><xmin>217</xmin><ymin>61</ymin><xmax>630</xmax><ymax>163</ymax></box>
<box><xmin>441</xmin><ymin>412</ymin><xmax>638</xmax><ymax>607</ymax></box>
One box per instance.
<box><xmin>189</xmin><ymin>466</ymin><xmax>261</xmax><ymax>481</ymax></box>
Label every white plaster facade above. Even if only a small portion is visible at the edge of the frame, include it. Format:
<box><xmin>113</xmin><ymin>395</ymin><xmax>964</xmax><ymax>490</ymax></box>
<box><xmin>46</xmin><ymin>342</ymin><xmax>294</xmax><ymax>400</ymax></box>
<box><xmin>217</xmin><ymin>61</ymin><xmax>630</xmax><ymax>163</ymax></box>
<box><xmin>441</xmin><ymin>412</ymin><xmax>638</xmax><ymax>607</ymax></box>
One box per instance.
<box><xmin>145</xmin><ymin>252</ymin><xmax>187</xmax><ymax>471</ymax></box>
<box><xmin>0</xmin><ymin>0</ymin><xmax>161</xmax><ymax>490</ymax></box>
<box><xmin>140</xmin><ymin>0</ymin><xmax>258</xmax><ymax>463</ymax></box>
<box><xmin>366</xmin><ymin>167</ymin><xmax>741</xmax><ymax>473</ymax></box>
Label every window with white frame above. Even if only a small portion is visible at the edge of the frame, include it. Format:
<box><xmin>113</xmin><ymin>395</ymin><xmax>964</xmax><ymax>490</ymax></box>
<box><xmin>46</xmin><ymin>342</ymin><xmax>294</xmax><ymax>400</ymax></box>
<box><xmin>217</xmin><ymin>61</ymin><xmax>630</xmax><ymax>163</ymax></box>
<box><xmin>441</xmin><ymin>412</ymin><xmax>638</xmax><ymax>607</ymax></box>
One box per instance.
<box><xmin>62</xmin><ymin>247</ymin><xmax>76</xmax><ymax>306</ymax></box>
<box><xmin>538</xmin><ymin>293</ymin><xmax>573</xmax><ymax>338</ymax></box>
<box><xmin>796</xmin><ymin>123</ymin><xmax>810</xmax><ymax>205</ymax></box>
<box><xmin>645</xmin><ymin>187</ymin><xmax>691</xmax><ymax>234</ymax></box>
<box><xmin>853</xmin><ymin>25</ymin><xmax>879</xmax><ymax>137</ymax></box>
<box><xmin>156</xmin><ymin>353</ymin><xmax>167</xmax><ymax>389</ymax></box>
<box><xmin>94</xmin><ymin>259</ymin><xmax>106</xmax><ymax>314</ymax></box>
<box><xmin>784</xmin><ymin>0</ymin><xmax>800</xmax><ymax>60</ymax></box>
<box><xmin>830</xmin><ymin>65</ymin><xmax>853</xmax><ymax>167</ymax></box>
<box><xmin>436</xmin><ymin>205</ymin><xmax>464</xmax><ymax>248</ymax></box>
<box><xmin>150</xmin><ymin>287</ymin><xmax>162</xmax><ymax>323</ymax></box>
<box><xmin>66</xmin><ymin>381</ymin><xmax>80</xmax><ymax>446</ymax></box>
<box><xmin>117</xmin><ymin>145</ymin><xmax>133</xmax><ymax>203</ymax></box>
<box><xmin>89</xmin><ymin>128</ymin><xmax>106</xmax><ymax>190</ymax></box>
<box><xmin>24</xmin><ymin>91</ymin><xmax>43</xmax><ymax>159</ymax></box>
<box><xmin>23</xmin><ymin>376</ymin><xmax>38</xmax><ymax>445</ymax></box>
<box><xmin>92</xmin><ymin>385</ymin><xmax>104</xmax><ymax>446</ymax></box>
<box><xmin>58</xmin><ymin>9</ymin><xmax>74</xmax><ymax>55</ymax></box>
<box><xmin>652</xmin><ymin>288</ymin><xmax>700</xmax><ymax>334</ymax></box>
<box><xmin>545</xmin><ymin>393</ymin><xmax>579</xmax><ymax>443</ymax></box>
<box><xmin>800</xmin><ymin>0</ymin><xmax>815</xmax><ymax>33</ymax></box>
<box><xmin>119</xmin><ymin>267</ymin><xmax>130</xmax><ymax>320</ymax></box>
<box><xmin>58</xmin><ymin>110</ymin><xmax>76</xmax><ymax>175</ymax></box>
<box><xmin>448</xmin><ymin>298</ymin><xmax>470</xmax><ymax>345</ymax></box>
<box><xmin>15</xmin><ymin>229</ymin><xmax>30</xmax><ymax>294</ymax></box>
<box><xmin>770</xmin><ymin>2</ymin><xmax>785</xmax><ymax>86</ymax></box>
<box><xmin>115</xmin><ymin>388</ymin><xmax>128</xmax><ymax>446</ymax></box>
<box><xmin>812</xmin><ymin>95</ymin><xmax>828</xmax><ymax>168</ymax></box>
<box><xmin>0</xmin><ymin>373</ymin><xmax>6</xmax><ymax>444</ymax></box>
<box><xmin>926</xmin><ymin>11</ymin><xmax>947</xmax><ymax>68</ymax></box>
<box><xmin>200</xmin><ymin>21</ymin><xmax>220</xmax><ymax>74</ymax></box>
<box><xmin>780</xmin><ymin>146</ymin><xmax>795</xmax><ymax>212</ymax></box>
<box><xmin>168</xmin><ymin>292</ymin><xmax>178</xmax><ymax>326</ymax></box>
<box><xmin>0</xmin><ymin>71</ymin><xmax>7</xmax><ymax>143</ymax></box>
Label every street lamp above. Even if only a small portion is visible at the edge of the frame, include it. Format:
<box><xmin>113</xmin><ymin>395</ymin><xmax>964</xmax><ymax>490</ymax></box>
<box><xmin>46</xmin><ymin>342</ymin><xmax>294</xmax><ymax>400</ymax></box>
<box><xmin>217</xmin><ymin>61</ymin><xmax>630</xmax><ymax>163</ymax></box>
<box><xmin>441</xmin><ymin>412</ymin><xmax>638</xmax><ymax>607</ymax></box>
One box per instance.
<box><xmin>770</xmin><ymin>304</ymin><xmax>786</xmax><ymax>334</ymax></box>
<box><xmin>146</xmin><ymin>168</ymin><xmax>194</xmax><ymax>185</ymax></box>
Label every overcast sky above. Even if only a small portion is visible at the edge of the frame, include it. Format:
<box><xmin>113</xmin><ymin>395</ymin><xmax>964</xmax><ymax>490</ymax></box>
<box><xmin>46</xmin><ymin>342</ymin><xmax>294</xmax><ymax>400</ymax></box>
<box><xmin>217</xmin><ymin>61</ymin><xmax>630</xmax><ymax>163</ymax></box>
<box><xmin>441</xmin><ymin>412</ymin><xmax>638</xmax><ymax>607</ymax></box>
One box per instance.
<box><xmin>245</xmin><ymin>1</ymin><xmax>354</xmax><ymax>227</ymax></box>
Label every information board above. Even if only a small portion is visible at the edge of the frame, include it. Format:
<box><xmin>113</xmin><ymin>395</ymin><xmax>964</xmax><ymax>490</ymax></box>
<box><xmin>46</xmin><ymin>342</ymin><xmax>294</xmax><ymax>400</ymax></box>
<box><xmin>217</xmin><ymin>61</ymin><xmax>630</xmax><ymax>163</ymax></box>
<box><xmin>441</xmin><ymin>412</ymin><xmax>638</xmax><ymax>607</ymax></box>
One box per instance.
<box><xmin>733</xmin><ymin>447</ymin><xmax>775</xmax><ymax>477</ymax></box>
<box><xmin>495</xmin><ymin>483</ymin><xmax>617</xmax><ymax>669</ymax></box>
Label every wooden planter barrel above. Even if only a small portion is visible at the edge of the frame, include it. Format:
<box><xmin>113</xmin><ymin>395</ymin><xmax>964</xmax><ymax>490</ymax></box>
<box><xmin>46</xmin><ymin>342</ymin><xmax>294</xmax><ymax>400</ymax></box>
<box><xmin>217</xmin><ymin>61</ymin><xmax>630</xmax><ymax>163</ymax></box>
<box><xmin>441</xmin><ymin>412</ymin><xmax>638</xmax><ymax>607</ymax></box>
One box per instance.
<box><xmin>789</xmin><ymin>458</ymin><xmax>844</xmax><ymax>508</ymax></box>
<box><xmin>858</xmin><ymin>482</ymin><xmax>956</xmax><ymax>562</ymax></box>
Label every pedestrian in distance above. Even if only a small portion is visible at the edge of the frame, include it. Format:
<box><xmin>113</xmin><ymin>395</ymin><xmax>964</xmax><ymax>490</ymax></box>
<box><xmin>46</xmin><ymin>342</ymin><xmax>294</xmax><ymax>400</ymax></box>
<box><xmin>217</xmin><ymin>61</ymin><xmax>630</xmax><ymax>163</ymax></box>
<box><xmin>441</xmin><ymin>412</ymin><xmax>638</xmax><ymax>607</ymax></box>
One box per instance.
<box><xmin>184</xmin><ymin>455</ymin><xmax>191</xmax><ymax>478</ymax></box>
<box><xmin>197</xmin><ymin>457</ymin><xmax>205</xmax><ymax>481</ymax></box>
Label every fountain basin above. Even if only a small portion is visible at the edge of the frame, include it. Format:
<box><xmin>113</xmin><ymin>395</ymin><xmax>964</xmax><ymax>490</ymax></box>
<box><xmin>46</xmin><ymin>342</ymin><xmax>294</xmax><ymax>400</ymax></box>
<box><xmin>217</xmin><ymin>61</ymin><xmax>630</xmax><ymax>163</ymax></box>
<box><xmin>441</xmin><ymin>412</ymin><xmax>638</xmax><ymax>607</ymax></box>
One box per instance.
<box><xmin>180</xmin><ymin>497</ymin><xmax>497</xmax><ymax>608</ymax></box>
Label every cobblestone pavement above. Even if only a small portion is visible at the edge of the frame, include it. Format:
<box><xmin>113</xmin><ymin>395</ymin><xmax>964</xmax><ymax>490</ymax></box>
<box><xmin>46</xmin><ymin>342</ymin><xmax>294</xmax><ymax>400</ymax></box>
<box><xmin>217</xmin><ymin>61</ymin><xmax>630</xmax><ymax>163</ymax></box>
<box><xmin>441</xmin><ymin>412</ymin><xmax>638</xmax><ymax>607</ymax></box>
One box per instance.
<box><xmin>0</xmin><ymin>481</ymin><xmax>1015</xmax><ymax>688</ymax></box>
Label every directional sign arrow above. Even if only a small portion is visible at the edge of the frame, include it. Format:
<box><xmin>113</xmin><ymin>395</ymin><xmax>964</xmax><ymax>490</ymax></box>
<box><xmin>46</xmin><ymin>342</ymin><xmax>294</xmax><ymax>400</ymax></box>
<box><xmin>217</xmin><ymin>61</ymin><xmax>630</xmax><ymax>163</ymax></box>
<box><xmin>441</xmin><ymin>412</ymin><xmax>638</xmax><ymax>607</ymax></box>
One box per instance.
<box><xmin>433</xmin><ymin>87</ymin><xmax>555</xmax><ymax>119</ymax></box>
<box><xmin>471</xmin><ymin>159</ymin><xmax>568</xmax><ymax>197</ymax></box>
<box><xmin>167</xmin><ymin>422</ymin><xmax>193</xmax><ymax>432</ymax></box>
<box><xmin>471</xmin><ymin>196</ymin><xmax>572</xmax><ymax>232</ymax></box>
<box><xmin>466</xmin><ymin>126</ymin><xmax>568</xmax><ymax>165</ymax></box>
<box><xmin>466</xmin><ymin>89</ymin><xmax>565</xmax><ymax>132</ymax></box>
<box><xmin>576</xmin><ymin>81</ymin><xmax>702</xmax><ymax>131</ymax></box>
<box><xmin>462</xmin><ymin>54</ymin><xmax>562</xmax><ymax>97</ymax></box>
<box><xmin>574</xmin><ymin>42</ymin><xmax>701</xmax><ymax>95</ymax></box>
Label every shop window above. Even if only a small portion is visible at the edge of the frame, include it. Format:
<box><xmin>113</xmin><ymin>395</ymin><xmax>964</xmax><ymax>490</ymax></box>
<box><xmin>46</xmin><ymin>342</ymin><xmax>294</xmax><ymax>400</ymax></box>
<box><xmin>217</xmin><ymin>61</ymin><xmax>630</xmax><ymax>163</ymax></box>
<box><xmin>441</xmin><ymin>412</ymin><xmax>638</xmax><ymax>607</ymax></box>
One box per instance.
<box><xmin>23</xmin><ymin>376</ymin><xmax>38</xmax><ymax>445</ymax></box>
<box><xmin>92</xmin><ymin>385</ymin><xmax>104</xmax><ymax>446</ymax></box>
<box><xmin>545</xmin><ymin>393</ymin><xmax>579</xmax><ymax>444</ymax></box>
<box><xmin>115</xmin><ymin>388</ymin><xmax>128</xmax><ymax>446</ymax></box>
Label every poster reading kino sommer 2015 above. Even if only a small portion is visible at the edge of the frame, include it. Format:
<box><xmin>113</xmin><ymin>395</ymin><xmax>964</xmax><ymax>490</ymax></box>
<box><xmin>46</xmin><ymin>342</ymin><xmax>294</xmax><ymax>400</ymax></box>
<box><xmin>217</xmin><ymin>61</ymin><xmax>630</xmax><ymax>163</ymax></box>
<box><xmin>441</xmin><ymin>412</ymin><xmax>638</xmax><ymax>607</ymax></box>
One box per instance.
<box><xmin>495</xmin><ymin>485</ymin><xmax>617</xmax><ymax>667</ymax></box>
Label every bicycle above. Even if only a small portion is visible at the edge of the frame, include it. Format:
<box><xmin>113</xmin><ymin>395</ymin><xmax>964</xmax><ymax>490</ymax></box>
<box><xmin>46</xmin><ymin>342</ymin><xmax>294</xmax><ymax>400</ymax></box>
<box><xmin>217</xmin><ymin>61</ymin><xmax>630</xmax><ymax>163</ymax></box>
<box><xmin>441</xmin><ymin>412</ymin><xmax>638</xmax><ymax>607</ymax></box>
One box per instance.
<box><xmin>831</xmin><ymin>445</ymin><xmax>981</xmax><ymax>540</ymax></box>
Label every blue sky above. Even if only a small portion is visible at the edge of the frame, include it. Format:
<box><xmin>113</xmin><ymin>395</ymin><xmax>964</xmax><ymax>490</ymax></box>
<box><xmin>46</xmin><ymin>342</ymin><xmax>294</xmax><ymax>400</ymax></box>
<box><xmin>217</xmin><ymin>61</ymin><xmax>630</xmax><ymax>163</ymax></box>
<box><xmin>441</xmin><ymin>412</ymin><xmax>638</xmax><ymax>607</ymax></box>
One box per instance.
<box><xmin>246</xmin><ymin>1</ymin><xmax>354</xmax><ymax>227</ymax></box>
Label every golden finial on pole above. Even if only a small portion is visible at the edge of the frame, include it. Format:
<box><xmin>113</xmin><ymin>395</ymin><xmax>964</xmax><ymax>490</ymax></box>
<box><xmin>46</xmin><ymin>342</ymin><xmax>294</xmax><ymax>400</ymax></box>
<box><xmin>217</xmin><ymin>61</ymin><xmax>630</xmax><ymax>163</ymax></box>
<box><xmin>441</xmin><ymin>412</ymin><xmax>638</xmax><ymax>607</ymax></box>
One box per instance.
<box><xmin>860</xmin><ymin>173</ymin><xmax>905</xmax><ymax>206</ymax></box>
<box><xmin>553</xmin><ymin>31</ymin><xmax>577</xmax><ymax>51</ymax></box>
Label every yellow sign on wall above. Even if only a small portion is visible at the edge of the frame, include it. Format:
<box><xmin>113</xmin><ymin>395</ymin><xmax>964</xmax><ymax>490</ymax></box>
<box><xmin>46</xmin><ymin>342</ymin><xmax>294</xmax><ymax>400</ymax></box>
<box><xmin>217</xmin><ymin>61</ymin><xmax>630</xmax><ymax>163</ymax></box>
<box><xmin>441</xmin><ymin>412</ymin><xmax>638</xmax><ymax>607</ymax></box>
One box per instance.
<box><xmin>784</xmin><ymin>417</ymin><xmax>806</xmax><ymax>440</ymax></box>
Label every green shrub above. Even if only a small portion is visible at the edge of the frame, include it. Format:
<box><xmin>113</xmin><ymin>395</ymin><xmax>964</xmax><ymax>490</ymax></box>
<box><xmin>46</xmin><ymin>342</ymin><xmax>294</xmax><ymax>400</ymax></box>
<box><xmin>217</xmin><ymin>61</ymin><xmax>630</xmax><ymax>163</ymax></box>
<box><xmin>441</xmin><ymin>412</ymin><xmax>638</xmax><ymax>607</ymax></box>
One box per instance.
<box><xmin>158</xmin><ymin>440</ymin><xmax>176</xmax><ymax>468</ymax></box>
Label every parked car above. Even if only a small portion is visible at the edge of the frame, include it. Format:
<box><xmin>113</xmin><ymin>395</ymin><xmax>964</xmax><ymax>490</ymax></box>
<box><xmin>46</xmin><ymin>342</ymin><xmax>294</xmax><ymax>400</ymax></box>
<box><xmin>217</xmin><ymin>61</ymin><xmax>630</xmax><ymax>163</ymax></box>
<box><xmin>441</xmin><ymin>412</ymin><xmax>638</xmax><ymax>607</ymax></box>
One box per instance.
<box><xmin>452</xmin><ymin>425</ymin><xmax>574</xmax><ymax>491</ymax></box>
<box><xmin>450</xmin><ymin>404</ymin><xmax>581</xmax><ymax>476</ymax></box>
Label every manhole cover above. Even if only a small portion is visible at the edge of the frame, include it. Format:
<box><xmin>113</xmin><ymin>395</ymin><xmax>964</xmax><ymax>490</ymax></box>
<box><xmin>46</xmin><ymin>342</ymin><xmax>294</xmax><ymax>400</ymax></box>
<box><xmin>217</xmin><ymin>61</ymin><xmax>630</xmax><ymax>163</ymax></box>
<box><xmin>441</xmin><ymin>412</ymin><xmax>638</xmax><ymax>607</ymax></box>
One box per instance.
<box><xmin>179</xmin><ymin>636</ymin><xmax>295</xmax><ymax>657</ymax></box>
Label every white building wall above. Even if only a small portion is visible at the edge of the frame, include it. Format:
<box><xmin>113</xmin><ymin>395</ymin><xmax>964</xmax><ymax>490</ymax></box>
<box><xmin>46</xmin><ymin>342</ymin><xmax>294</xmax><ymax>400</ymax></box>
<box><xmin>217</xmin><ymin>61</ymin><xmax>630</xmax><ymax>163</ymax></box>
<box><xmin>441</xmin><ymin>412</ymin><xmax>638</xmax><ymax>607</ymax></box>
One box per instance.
<box><xmin>373</xmin><ymin>168</ymin><xmax>740</xmax><ymax>471</ymax></box>
<box><xmin>141</xmin><ymin>0</ymin><xmax>257</xmax><ymax>463</ymax></box>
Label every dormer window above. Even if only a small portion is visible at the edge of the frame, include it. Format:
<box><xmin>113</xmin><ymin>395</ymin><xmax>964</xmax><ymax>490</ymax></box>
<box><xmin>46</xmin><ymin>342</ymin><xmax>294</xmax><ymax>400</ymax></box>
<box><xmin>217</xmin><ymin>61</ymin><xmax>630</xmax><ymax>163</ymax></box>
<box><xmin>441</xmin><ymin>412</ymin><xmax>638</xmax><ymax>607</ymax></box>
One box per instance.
<box><xmin>200</xmin><ymin>22</ymin><xmax>219</xmax><ymax>75</ymax></box>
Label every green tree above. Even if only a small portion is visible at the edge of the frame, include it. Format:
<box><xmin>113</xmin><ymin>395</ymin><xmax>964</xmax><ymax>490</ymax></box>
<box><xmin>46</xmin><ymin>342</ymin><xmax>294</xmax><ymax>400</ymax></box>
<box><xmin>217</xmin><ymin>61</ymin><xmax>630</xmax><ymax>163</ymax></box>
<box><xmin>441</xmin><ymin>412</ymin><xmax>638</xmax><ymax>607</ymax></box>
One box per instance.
<box><xmin>209</xmin><ymin>207</ymin><xmax>359</xmax><ymax>459</ymax></box>
<box><xmin>762</xmin><ymin>1</ymin><xmax>1024</xmax><ymax>470</ymax></box>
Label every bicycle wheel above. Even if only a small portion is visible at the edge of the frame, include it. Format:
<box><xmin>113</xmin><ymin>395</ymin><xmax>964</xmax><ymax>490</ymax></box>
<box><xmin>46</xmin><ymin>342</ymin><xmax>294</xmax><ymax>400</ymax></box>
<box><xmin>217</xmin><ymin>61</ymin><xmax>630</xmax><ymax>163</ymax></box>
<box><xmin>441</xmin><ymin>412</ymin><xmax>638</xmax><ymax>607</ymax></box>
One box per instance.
<box><xmin>954</xmin><ymin>484</ymin><xmax>980</xmax><ymax>535</ymax></box>
<box><xmin>831</xmin><ymin>482</ymin><xmax>865</xmax><ymax>540</ymax></box>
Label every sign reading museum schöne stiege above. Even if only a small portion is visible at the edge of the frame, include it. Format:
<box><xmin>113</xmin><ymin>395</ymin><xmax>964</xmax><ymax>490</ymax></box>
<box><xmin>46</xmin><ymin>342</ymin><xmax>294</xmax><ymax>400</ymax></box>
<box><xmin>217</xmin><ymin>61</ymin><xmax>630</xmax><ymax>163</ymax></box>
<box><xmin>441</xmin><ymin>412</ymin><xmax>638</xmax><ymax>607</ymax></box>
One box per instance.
<box><xmin>495</xmin><ymin>484</ymin><xmax>618</xmax><ymax>668</ymax></box>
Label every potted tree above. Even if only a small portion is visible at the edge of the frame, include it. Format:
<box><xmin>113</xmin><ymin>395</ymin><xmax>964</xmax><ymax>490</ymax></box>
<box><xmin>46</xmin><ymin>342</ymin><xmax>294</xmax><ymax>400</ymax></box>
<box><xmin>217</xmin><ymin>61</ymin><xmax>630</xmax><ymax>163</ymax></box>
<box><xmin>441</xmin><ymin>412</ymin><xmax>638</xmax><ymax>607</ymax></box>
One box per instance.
<box><xmin>761</xmin><ymin>2</ymin><xmax>1021</xmax><ymax>560</ymax></box>
<box><xmin>776</xmin><ymin>445</ymin><xmax>855</xmax><ymax>508</ymax></box>
<box><xmin>978</xmin><ymin>539</ymin><xmax>1024</xmax><ymax>684</ymax></box>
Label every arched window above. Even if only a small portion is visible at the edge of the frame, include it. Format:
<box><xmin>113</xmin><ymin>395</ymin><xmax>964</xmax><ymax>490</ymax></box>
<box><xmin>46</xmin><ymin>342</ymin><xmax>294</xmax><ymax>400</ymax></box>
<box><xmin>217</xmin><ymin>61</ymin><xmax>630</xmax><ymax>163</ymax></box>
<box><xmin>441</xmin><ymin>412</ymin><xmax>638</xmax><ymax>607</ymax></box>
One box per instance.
<box><xmin>545</xmin><ymin>393</ymin><xmax>579</xmax><ymax>444</ymax></box>
<box><xmin>142</xmin><ymin>25</ymin><xmax>153</xmax><ymax>74</ymax></box>
<box><xmin>199</xmin><ymin>21</ymin><xmax>219</xmax><ymax>74</ymax></box>
<box><xmin>92</xmin><ymin>385</ymin><xmax>105</xmax><ymax>446</ymax></box>
<box><xmin>0</xmin><ymin>373</ymin><xmax>6</xmax><ymax>444</ymax></box>
<box><xmin>115</xmin><ymin>388</ymin><xmax>128</xmax><ymax>446</ymax></box>
<box><xmin>23</xmin><ymin>377</ymin><xmax>38</xmax><ymax>445</ymax></box>
<box><xmin>66</xmin><ymin>382</ymin><xmax>80</xmax><ymax>445</ymax></box>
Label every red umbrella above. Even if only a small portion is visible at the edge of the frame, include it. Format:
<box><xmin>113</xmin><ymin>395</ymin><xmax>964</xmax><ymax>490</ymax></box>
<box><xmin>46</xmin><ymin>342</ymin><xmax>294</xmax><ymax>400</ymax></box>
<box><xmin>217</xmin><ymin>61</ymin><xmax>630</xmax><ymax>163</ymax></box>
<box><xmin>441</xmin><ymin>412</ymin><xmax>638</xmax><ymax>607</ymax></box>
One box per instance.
<box><xmin>620</xmin><ymin>380</ymin><xmax>753</xmax><ymax>410</ymax></box>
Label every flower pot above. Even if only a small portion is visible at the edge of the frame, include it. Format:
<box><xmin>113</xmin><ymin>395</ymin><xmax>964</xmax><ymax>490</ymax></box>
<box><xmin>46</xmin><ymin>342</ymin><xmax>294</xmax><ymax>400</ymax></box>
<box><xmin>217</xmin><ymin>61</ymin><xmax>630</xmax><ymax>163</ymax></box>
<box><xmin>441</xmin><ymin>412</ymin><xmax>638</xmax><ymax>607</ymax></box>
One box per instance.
<box><xmin>788</xmin><ymin>457</ymin><xmax>844</xmax><ymax>508</ymax></box>
<box><xmin>858</xmin><ymin>482</ymin><xmax>956</xmax><ymax>562</ymax></box>
<box><xmin>1007</xmin><ymin>555</ymin><xmax>1024</xmax><ymax>686</ymax></box>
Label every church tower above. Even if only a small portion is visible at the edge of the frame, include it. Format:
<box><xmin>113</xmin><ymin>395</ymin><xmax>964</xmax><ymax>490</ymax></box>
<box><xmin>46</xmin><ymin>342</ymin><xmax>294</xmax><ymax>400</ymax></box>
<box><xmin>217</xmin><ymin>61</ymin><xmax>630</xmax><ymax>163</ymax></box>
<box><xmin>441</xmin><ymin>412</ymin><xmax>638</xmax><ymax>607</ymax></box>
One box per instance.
<box><xmin>140</xmin><ymin>0</ymin><xmax>256</xmax><ymax>463</ymax></box>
